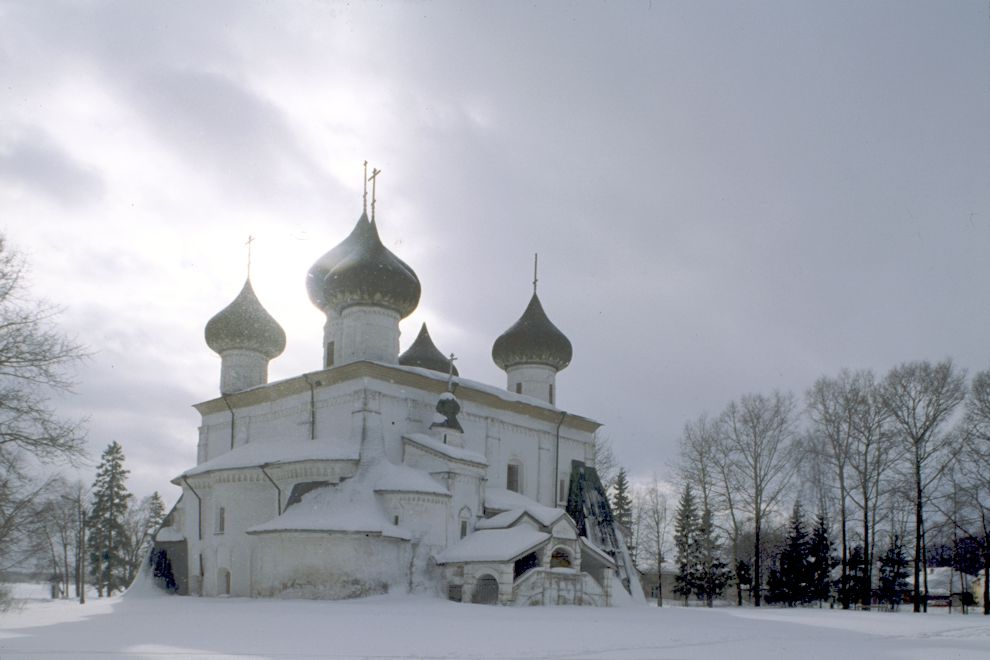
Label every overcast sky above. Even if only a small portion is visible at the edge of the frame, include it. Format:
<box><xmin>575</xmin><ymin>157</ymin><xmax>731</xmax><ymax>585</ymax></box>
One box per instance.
<box><xmin>2</xmin><ymin>1</ymin><xmax>988</xmax><ymax>501</ymax></box>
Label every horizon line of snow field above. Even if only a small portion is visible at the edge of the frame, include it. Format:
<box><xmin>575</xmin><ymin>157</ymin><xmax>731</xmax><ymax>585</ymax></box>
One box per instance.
<box><xmin>2</xmin><ymin>577</ymin><xmax>990</xmax><ymax>660</ymax></box>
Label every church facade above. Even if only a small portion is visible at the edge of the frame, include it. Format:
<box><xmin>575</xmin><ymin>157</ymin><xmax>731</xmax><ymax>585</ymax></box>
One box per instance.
<box><xmin>153</xmin><ymin>194</ymin><xmax>639</xmax><ymax>606</ymax></box>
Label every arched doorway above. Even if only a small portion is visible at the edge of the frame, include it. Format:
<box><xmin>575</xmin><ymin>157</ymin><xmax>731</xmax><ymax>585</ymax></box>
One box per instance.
<box><xmin>472</xmin><ymin>574</ymin><xmax>499</xmax><ymax>604</ymax></box>
<box><xmin>218</xmin><ymin>568</ymin><xmax>231</xmax><ymax>596</ymax></box>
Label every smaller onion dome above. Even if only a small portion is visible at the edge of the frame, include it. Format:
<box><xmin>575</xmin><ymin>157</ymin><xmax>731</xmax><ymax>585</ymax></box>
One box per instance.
<box><xmin>205</xmin><ymin>279</ymin><xmax>286</xmax><ymax>358</ymax></box>
<box><xmin>307</xmin><ymin>212</ymin><xmax>421</xmax><ymax>318</ymax></box>
<box><xmin>492</xmin><ymin>293</ymin><xmax>572</xmax><ymax>371</ymax></box>
<box><xmin>399</xmin><ymin>324</ymin><xmax>458</xmax><ymax>375</ymax></box>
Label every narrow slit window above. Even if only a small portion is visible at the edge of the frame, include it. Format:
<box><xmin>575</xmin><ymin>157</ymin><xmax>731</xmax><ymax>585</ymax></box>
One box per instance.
<box><xmin>507</xmin><ymin>463</ymin><xmax>521</xmax><ymax>493</ymax></box>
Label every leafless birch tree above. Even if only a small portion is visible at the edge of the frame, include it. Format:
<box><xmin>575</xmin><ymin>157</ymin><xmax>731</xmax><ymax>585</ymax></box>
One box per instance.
<box><xmin>880</xmin><ymin>359</ymin><xmax>966</xmax><ymax>613</ymax></box>
<box><xmin>636</xmin><ymin>478</ymin><xmax>670</xmax><ymax>606</ymax></box>
<box><xmin>721</xmin><ymin>391</ymin><xmax>798</xmax><ymax>607</ymax></box>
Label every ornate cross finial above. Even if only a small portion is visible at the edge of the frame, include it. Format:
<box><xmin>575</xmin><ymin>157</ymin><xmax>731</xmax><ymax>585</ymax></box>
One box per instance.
<box><xmin>533</xmin><ymin>253</ymin><xmax>539</xmax><ymax>294</ymax></box>
<box><xmin>447</xmin><ymin>353</ymin><xmax>458</xmax><ymax>391</ymax></box>
<box><xmin>362</xmin><ymin>160</ymin><xmax>369</xmax><ymax>214</ymax></box>
<box><xmin>368</xmin><ymin>167</ymin><xmax>382</xmax><ymax>223</ymax></box>
<box><xmin>246</xmin><ymin>235</ymin><xmax>255</xmax><ymax>278</ymax></box>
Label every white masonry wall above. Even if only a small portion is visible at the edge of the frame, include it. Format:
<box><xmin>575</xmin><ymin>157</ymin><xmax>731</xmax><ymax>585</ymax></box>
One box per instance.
<box><xmin>178</xmin><ymin>366</ymin><xmax>597</xmax><ymax>599</ymax></box>
<box><xmin>218</xmin><ymin>349</ymin><xmax>269</xmax><ymax>395</ymax></box>
<box><xmin>334</xmin><ymin>305</ymin><xmax>401</xmax><ymax>366</ymax></box>
<box><xmin>505</xmin><ymin>364</ymin><xmax>557</xmax><ymax>405</ymax></box>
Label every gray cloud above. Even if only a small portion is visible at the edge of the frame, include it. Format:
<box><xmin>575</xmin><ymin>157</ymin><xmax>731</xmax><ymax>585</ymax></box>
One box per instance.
<box><xmin>1</xmin><ymin>1</ymin><xmax>987</xmax><ymax>494</ymax></box>
<box><xmin>0</xmin><ymin>125</ymin><xmax>105</xmax><ymax>205</ymax></box>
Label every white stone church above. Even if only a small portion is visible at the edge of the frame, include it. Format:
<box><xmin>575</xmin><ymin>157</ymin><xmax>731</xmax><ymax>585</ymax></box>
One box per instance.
<box><xmin>153</xmin><ymin>189</ymin><xmax>640</xmax><ymax>606</ymax></box>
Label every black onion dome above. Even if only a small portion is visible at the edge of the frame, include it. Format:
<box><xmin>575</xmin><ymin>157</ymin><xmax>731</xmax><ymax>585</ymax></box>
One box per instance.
<box><xmin>399</xmin><ymin>324</ymin><xmax>458</xmax><ymax>375</ymax></box>
<box><xmin>205</xmin><ymin>279</ymin><xmax>286</xmax><ymax>359</ymax></box>
<box><xmin>307</xmin><ymin>213</ymin><xmax>421</xmax><ymax>318</ymax></box>
<box><xmin>492</xmin><ymin>293</ymin><xmax>572</xmax><ymax>371</ymax></box>
<box><xmin>306</xmin><ymin>212</ymin><xmax>371</xmax><ymax>311</ymax></box>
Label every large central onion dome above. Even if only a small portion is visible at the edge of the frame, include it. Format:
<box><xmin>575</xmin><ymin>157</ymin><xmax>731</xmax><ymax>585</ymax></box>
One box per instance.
<box><xmin>492</xmin><ymin>293</ymin><xmax>572</xmax><ymax>371</ymax></box>
<box><xmin>205</xmin><ymin>279</ymin><xmax>286</xmax><ymax>358</ymax></box>
<box><xmin>306</xmin><ymin>212</ymin><xmax>421</xmax><ymax>318</ymax></box>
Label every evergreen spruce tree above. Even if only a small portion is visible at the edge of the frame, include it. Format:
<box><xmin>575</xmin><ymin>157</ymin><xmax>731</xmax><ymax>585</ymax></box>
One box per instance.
<box><xmin>611</xmin><ymin>468</ymin><xmax>634</xmax><ymax>548</ymax></box>
<box><xmin>775</xmin><ymin>501</ymin><xmax>812</xmax><ymax>606</ymax></box>
<box><xmin>673</xmin><ymin>483</ymin><xmax>701</xmax><ymax>605</ymax></box>
<box><xmin>845</xmin><ymin>544</ymin><xmax>870</xmax><ymax>608</ymax></box>
<box><xmin>808</xmin><ymin>512</ymin><xmax>837</xmax><ymax>606</ymax></box>
<box><xmin>877</xmin><ymin>535</ymin><xmax>910</xmax><ymax>610</ymax></box>
<box><xmin>89</xmin><ymin>441</ymin><xmax>132</xmax><ymax>596</ymax></box>
<box><xmin>735</xmin><ymin>559</ymin><xmax>752</xmax><ymax>604</ymax></box>
<box><xmin>694</xmin><ymin>506</ymin><xmax>731</xmax><ymax>607</ymax></box>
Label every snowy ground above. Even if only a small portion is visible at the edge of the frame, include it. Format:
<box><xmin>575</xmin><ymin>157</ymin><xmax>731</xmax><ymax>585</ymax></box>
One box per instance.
<box><xmin>2</xmin><ymin>584</ymin><xmax>989</xmax><ymax>659</ymax></box>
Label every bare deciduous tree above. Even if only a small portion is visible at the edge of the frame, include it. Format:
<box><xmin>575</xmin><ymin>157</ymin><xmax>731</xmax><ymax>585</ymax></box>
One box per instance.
<box><xmin>593</xmin><ymin>433</ymin><xmax>618</xmax><ymax>491</ymax></box>
<box><xmin>679</xmin><ymin>414</ymin><xmax>719</xmax><ymax>514</ymax></box>
<box><xmin>635</xmin><ymin>477</ymin><xmax>670</xmax><ymax>606</ymax></box>
<box><xmin>0</xmin><ymin>235</ymin><xmax>87</xmax><ymax>606</ymax></box>
<box><xmin>0</xmin><ymin>237</ymin><xmax>87</xmax><ymax>460</ymax></box>
<box><xmin>806</xmin><ymin>372</ymin><xmax>856</xmax><ymax>608</ymax></box>
<box><xmin>961</xmin><ymin>368</ymin><xmax>990</xmax><ymax>614</ymax></box>
<box><xmin>880</xmin><ymin>359</ymin><xmax>967</xmax><ymax>613</ymax></box>
<box><xmin>845</xmin><ymin>370</ymin><xmax>898</xmax><ymax>610</ymax></box>
<box><xmin>721</xmin><ymin>391</ymin><xmax>798</xmax><ymax>607</ymax></box>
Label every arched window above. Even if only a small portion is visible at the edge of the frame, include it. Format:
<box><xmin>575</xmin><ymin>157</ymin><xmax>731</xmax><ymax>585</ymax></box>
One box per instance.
<box><xmin>215</xmin><ymin>506</ymin><xmax>225</xmax><ymax>534</ymax></box>
<box><xmin>550</xmin><ymin>547</ymin><xmax>573</xmax><ymax>568</ymax></box>
<box><xmin>506</xmin><ymin>461</ymin><xmax>522</xmax><ymax>493</ymax></box>
<box><xmin>458</xmin><ymin>507</ymin><xmax>472</xmax><ymax>539</ymax></box>
<box><xmin>218</xmin><ymin>568</ymin><xmax>231</xmax><ymax>595</ymax></box>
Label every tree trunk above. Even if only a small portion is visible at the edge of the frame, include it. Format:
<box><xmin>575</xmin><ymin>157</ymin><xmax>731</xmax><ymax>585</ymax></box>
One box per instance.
<box><xmin>839</xmin><ymin>473</ymin><xmax>850</xmax><ymax>610</ymax></box>
<box><xmin>913</xmin><ymin>458</ymin><xmax>923</xmax><ymax>613</ymax></box>
<box><xmin>921</xmin><ymin>519</ymin><xmax>928</xmax><ymax>613</ymax></box>
<box><xmin>983</xmin><ymin>556</ymin><xmax>988</xmax><ymax>616</ymax></box>
<box><xmin>862</xmin><ymin>515</ymin><xmax>871</xmax><ymax>610</ymax></box>
<box><xmin>754</xmin><ymin>515</ymin><xmax>762</xmax><ymax>607</ymax></box>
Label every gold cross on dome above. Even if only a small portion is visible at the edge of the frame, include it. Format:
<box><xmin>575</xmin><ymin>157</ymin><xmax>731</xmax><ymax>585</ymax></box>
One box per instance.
<box><xmin>362</xmin><ymin>160</ymin><xmax>369</xmax><ymax>213</ymax></box>
<box><xmin>533</xmin><ymin>253</ymin><xmax>539</xmax><ymax>294</ymax></box>
<box><xmin>447</xmin><ymin>353</ymin><xmax>458</xmax><ymax>391</ymax></box>
<box><xmin>246</xmin><ymin>235</ymin><xmax>255</xmax><ymax>278</ymax></box>
<box><xmin>368</xmin><ymin>167</ymin><xmax>381</xmax><ymax>222</ymax></box>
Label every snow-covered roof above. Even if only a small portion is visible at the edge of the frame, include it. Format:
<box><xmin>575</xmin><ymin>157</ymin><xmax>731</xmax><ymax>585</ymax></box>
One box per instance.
<box><xmin>373</xmin><ymin>461</ymin><xmax>450</xmax><ymax>496</ymax></box>
<box><xmin>908</xmin><ymin>566</ymin><xmax>977</xmax><ymax>596</ymax></box>
<box><xmin>387</xmin><ymin>363</ymin><xmax>576</xmax><ymax>415</ymax></box>
<box><xmin>178</xmin><ymin>438</ymin><xmax>360</xmax><ymax>479</ymax></box>
<box><xmin>247</xmin><ymin>455</ymin><xmax>421</xmax><ymax>540</ymax></box>
<box><xmin>154</xmin><ymin>526</ymin><xmax>184</xmax><ymax>543</ymax></box>
<box><xmin>580</xmin><ymin>536</ymin><xmax>616</xmax><ymax>568</ymax></box>
<box><xmin>475</xmin><ymin>509</ymin><xmax>538</xmax><ymax>530</ymax></box>
<box><xmin>434</xmin><ymin>527</ymin><xmax>550</xmax><ymax>564</ymax></box>
<box><xmin>484</xmin><ymin>488</ymin><xmax>566</xmax><ymax>527</ymax></box>
<box><xmin>403</xmin><ymin>433</ymin><xmax>487</xmax><ymax>466</ymax></box>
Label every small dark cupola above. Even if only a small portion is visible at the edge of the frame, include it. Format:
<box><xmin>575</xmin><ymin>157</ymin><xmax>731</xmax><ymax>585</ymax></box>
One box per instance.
<box><xmin>305</xmin><ymin>164</ymin><xmax>420</xmax><ymax>368</ymax></box>
<box><xmin>491</xmin><ymin>255</ymin><xmax>571</xmax><ymax>405</ymax></box>
<box><xmin>399</xmin><ymin>324</ymin><xmax>458</xmax><ymax>376</ymax></box>
<box><xmin>205</xmin><ymin>278</ymin><xmax>286</xmax><ymax>394</ymax></box>
<box><xmin>491</xmin><ymin>293</ymin><xmax>573</xmax><ymax>372</ymax></box>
